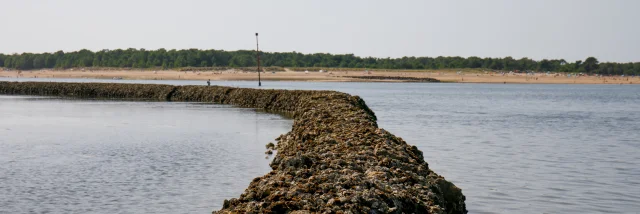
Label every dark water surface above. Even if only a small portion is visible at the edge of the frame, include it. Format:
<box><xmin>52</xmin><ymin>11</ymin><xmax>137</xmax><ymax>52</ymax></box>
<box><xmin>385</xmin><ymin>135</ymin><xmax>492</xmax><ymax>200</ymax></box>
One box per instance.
<box><xmin>1</xmin><ymin>77</ymin><xmax>640</xmax><ymax>213</ymax></box>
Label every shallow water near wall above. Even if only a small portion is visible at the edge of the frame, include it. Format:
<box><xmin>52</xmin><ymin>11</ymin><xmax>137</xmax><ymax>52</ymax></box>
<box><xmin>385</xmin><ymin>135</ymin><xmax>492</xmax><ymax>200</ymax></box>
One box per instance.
<box><xmin>2</xmin><ymin>77</ymin><xmax>640</xmax><ymax>213</ymax></box>
<box><xmin>0</xmin><ymin>95</ymin><xmax>292</xmax><ymax>213</ymax></box>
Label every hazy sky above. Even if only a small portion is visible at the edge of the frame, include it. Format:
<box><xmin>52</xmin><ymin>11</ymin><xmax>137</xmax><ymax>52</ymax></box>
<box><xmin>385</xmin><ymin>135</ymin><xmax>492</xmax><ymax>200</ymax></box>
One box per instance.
<box><xmin>1</xmin><ymin>0</ymin><xmax>638</xmax><ymax>62</ymax></box>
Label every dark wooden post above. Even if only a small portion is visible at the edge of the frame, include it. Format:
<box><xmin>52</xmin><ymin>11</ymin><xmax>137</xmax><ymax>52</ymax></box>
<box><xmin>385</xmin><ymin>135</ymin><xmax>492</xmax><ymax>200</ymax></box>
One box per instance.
<box><xmin>256</xmin><ymin>33</ymin><xmax>261</xmax><ymax>86</ymax></box>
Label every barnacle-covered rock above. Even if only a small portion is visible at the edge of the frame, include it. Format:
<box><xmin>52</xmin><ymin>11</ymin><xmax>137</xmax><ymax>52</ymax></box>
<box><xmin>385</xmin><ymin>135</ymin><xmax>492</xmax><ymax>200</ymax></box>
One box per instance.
<box><xmin>0</xmin><ymin>81</ymin><xmax>175</xmax><ymax>100</ymax></box>
<box><xmin>266</xmin><ymin>142</ymin><xmax>275</xmax><ymax>150</ymax></box>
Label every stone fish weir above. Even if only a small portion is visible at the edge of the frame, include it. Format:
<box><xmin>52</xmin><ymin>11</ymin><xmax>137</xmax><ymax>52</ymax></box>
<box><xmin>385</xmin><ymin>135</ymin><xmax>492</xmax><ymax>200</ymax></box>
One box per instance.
<box><xmin>0</xmin><ymin>81</ymin><xmax>466</xmax><ymax>214</ymax></box>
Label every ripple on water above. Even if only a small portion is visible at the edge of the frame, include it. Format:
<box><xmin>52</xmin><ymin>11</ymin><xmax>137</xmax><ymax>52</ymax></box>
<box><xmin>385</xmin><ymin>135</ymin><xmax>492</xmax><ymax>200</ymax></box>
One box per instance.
<box><xmin>0</xmin><ymin>96</ymin><xmax>293</xmax><ymax>213</ymax></box>
<box><xmin>1</xmin><ymin>81</ymin><xmax>639</xmax><ymax>213</ymax></box>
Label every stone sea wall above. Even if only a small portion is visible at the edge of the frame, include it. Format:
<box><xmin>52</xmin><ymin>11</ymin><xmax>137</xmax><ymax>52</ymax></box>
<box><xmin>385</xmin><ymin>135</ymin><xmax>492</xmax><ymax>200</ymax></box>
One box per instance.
<box><xmin>343</xmin><ymin>76</ymin><xmax>441</xmax><ymax>82</ymax></box>
<box><xmin>0</xmin><ymin>81</ymin><xmax>466</xmax><ymax>214</ymax></box>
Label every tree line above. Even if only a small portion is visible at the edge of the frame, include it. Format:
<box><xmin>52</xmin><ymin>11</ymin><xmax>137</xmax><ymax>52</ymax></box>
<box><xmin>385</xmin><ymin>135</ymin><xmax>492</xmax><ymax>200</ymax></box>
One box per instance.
<box><xmin>1</xmin><ymin>48</ymin><xmax>639</xmax><ymax>75</ymax></box>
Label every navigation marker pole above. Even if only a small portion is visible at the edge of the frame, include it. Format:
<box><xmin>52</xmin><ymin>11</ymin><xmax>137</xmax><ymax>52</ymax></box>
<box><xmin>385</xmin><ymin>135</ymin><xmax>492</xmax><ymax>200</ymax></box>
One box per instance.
<box><xmin>256</xmin><ymin>33</ymin><xmax>261</xmax><ymax>86</ymax></box>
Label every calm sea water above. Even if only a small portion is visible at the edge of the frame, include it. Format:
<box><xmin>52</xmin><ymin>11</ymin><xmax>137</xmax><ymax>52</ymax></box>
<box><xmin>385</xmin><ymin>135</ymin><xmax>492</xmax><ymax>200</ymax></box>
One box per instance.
<box><xmin>0</xmin><ymin>95</ymin><xmax>292</xmax><ymax>213</ymax></box>
<box><xmin>1</xmin><ymin>77</ymin><xmax>639</xmax><ymax>213</ymax></box>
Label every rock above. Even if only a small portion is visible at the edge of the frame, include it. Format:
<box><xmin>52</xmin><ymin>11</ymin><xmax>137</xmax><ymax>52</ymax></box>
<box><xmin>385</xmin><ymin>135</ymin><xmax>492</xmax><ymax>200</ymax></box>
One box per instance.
<box><xmin>266</xmin><ymin>142</ymin><xmax>275</xmax><ymax>150</ymax></box>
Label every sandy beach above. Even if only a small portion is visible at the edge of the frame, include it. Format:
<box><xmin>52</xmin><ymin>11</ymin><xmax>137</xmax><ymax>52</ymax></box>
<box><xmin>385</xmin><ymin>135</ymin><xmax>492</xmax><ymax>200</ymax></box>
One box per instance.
<box><xmin>1</xmin><ymin>69</ymin><xmax>638</xmax><ymax>84</ymax></box>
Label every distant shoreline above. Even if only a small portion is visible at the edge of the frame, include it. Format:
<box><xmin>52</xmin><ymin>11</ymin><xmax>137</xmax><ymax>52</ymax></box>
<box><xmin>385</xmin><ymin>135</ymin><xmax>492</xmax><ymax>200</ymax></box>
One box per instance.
<box><xmin>1</xmin><ymin>69</ymin><xmax>638</xmax><ymax>84</ymax></box>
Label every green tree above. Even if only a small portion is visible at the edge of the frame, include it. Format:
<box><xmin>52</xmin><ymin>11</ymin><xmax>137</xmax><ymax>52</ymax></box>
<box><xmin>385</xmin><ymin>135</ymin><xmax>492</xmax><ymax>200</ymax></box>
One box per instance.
<box><xmin>33</xmin><ymin>55</ymin><xmax>45</xmax><ymax>68</ymax></box>
<box><xmin>174</xmin><ymin>55</ymin><xmax>185</xmax><ymax>68</ymax></box>
<box><xmin>4</xmin><ymin>57</ymin><xmax>12</xmax><ymax>68</ymax></box>
<box><xmin>502</xmin><ymin>57</ymin><xmax>516</xmax><ymax>70</ymax></box>
<box><xmin>538</xmin><ymin>59</ymin><xmax>551</xmax><ymax>71</ymax></box>
<box><xmin>582</xmin><ymin>57</ymin><xmax>599</xmax><ymax>73</ymax></box>
<box><xmin>161</xmin><ymin>60</ymin><xmax>168</xmax><ymax>70</ymax></box>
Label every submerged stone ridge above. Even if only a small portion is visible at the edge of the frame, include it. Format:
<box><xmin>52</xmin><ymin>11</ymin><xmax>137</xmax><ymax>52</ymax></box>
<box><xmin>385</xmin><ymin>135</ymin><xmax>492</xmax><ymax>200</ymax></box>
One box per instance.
<box><xmin>344</xmin><ymin>76</ymin><xmax>441</xmax><ymax>82</ymax></box>
<box><xmin>0</xmin><ymin>81</ymin><xmax>466</xmax><ymax>214</ymax></box>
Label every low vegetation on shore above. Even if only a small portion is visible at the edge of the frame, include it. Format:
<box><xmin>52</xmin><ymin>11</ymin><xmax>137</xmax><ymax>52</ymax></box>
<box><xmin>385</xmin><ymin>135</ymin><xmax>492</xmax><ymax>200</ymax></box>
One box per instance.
<box><xmin>0</xmin><ymin>81</ymin><xmax>467</xmax><ymax>213</ymax></box>
<box><xmin>1</xmin><ymin>48</ymin><xmax>639</xmax><ymax>76</ymax></box>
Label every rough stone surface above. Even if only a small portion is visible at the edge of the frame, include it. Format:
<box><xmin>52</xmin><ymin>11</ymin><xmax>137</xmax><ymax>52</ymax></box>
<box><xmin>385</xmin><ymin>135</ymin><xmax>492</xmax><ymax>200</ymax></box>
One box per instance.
<box><xmin>0</xmin><ymin>81</ymin><xmax>466</xmax><ymax>214</ymax></box>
